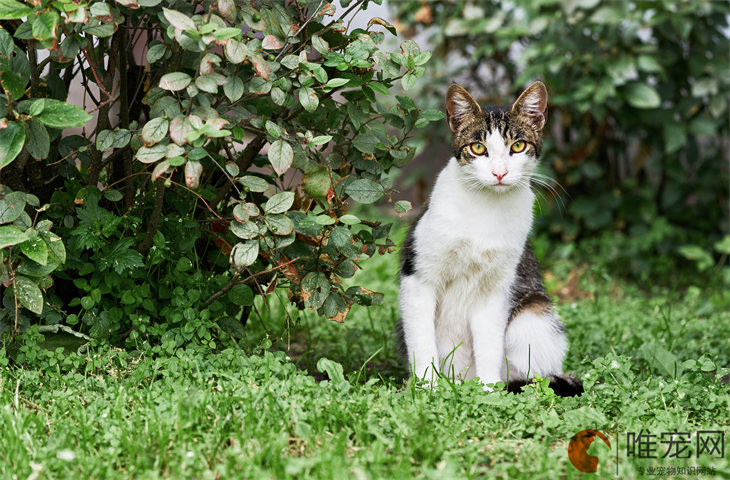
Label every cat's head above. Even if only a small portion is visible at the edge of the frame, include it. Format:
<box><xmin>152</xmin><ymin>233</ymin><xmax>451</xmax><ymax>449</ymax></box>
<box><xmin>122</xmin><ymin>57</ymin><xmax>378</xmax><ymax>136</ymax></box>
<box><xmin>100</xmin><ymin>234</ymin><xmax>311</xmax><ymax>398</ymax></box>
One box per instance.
<box><xmin>445</xmin><ymin>82</ymin><xmax>548</xmax><ymax>193</ymax></box>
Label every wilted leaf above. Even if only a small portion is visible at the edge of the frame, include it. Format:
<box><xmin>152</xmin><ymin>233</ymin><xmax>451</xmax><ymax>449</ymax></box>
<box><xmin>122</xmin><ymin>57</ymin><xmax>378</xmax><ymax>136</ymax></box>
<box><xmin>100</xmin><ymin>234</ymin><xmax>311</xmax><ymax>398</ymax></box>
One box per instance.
<box><xmin>252</xmin><ymin>55</ymin><xmax>270</xmax><ymax>80</ymax></box>
<box><xmin>301</xmin><ymin>272</ymin><xmax>330</xmax><ymax>309</ymax></box>
<box><xmin>185</xmin><ymin>160</ymin><xmax>203</xmax><ymax>188</ymax></box>
<box><xmin>262</xmin><ymin>34</ymin><xmax>282</xmax><ymax>50</ymax></box>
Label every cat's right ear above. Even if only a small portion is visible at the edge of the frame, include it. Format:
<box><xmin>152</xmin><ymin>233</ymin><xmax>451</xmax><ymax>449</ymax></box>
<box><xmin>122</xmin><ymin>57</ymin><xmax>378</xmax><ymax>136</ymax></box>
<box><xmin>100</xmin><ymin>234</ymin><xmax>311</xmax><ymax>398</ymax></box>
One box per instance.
<box><xmin>446</xmin><ymin>84</ymin><xmax>482</xmax><ymax>132</ymax></box>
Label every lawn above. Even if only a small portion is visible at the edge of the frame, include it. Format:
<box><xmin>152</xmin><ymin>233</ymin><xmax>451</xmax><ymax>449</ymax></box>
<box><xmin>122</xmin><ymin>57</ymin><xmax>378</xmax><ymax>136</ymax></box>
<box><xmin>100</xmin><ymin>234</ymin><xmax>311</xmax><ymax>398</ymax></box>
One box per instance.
<box><xmin>1</xmin><ymin>221</ymin><xmax>728</xmax><ymax>479</ymax></box>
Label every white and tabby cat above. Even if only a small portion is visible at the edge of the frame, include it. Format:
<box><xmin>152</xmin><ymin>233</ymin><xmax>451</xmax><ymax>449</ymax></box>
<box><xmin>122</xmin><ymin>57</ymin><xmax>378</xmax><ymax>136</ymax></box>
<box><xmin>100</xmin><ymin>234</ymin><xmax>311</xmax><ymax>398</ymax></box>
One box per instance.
<box><xmin>398</xmin><ymin>82</ymin><xmax>582</xmax><ymax>396</ymax></box>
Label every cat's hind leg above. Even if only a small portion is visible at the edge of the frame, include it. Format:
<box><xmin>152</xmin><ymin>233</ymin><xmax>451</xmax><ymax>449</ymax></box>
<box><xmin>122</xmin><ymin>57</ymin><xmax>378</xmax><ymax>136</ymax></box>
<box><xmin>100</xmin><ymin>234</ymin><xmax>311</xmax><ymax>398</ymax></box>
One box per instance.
<box><xmin>502</xmin><ymin>305</ymin><xmax>583</xmax><ymax>396</ymax></box>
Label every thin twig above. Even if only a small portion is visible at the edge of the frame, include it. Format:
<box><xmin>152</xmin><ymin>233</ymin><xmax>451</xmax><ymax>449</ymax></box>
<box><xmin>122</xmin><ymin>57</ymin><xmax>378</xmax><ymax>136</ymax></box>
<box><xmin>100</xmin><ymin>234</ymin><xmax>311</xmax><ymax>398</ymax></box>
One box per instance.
<box><xmin>201</xmin><ymin>257</ymin><xmax>299</xmax><ymax>309</ymax></box>
<box><xmin>274</xmin><ymin>0</ymin><xmax>326</xmax><ymax>62</ymax></box>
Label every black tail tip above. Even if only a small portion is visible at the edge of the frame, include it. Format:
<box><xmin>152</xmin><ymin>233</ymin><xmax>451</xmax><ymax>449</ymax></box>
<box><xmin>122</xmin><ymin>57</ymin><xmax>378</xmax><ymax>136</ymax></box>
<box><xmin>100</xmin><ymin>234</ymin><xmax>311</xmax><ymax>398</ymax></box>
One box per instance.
<box><xmin>508</xmin><ymin>373</ymin><xmax>584</xmax><ymax>397</ymax></box>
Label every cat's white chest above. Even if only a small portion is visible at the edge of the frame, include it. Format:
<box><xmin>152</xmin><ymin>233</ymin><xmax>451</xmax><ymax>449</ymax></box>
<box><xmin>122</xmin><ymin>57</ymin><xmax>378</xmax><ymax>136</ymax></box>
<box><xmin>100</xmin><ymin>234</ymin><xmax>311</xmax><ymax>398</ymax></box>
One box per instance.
<box><xmin>412</xmin><ymin>159</ymin><xmax>534</xmax><ymax>290</ymax></box>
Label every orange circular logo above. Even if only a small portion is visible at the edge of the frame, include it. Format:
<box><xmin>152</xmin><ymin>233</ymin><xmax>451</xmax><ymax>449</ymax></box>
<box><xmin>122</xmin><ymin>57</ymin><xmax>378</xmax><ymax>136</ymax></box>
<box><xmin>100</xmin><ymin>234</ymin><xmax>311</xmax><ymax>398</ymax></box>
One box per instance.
<box><xmin>568</xmin><ymin>429</ymin><xmax>612</xmax><ymax>473</ymax></box>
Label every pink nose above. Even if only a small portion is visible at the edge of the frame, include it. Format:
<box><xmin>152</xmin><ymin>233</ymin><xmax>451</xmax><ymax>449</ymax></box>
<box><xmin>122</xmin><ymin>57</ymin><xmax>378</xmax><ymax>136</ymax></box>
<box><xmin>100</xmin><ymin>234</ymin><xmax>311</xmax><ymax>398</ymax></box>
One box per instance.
<box><xmin>493</xmin><ymin>171</ymin><xmax>507</xmax><ymax>181</ymax></box>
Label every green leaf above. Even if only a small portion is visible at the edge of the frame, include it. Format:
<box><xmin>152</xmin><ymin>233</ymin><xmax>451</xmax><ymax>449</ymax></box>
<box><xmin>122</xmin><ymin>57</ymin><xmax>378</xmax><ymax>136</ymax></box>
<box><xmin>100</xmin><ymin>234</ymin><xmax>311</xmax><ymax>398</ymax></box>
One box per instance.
<box><xmin>141</xmin><ymin>118</ymin><xmax>169</xmax><ymax>145</ymax></box>
<box><xmin>217</xmin><ymin>316</ymin><xmax>247</xmax><ymax>338</ymax></box>
<box><xmin>214</xmin><ymin>27</ymin><xmax>242</xmax><ymax>40</ymax></box>
<box><xmin>325</xmin><ymin>78</ymin><xmax>350</xmax><ymax>88</ymax></box>
<box><xmin>309</xmin><ymin>135</ymin><xmax>332</xmax><ymax>146</ymax></box>
<box><xmin>303</xmin><ymin>167</ymin><xmax>331</xmax><ymax>199</ymax></box>
<box><xmin>0</xmin><ymin>122</ymin><xmax>26</xmax><ymax>168</ymax></box>
<box><xmin>401</xmin><ymin>73</ymin><xmax>417</xmax><ymax>90</ymax></box>
<box><xmin>147</xmin><ymin>44</ymin><xmax>167</xmax><ymax>63</ymax></box>
<box><xmin>103</xmin><ymin>188</ymin><xmax>123</xmax><ymax>202</ymax></box>
<box><xmin>265</xmin><ymin>214</ymin><xmax>294</xmax><ymax>235</ymax></box>
<box><xmin>1</xmin><ymin>70</ymin><xmax>25</xmax><ymax>100</ymax></box>
<box><xmin>96</xmin><ymin>129</ymin><xmax>114</xmax><ymax>151</ymax></box>
<box><xmin>623</xmin><ymin>83</ymin><xmax>661</xmax><ymax>109</ymax></box>
<box><xmin>0</xmin><ymin>191</ymin><xmax>26</xmax><ymax>224</ymax></box>
<box><xmin>227</xmin><ymin>284</ymin><xmax>253</xmax><ymax>306</ymax></box>
<box><xmin>352</xmin><ymin>133</ymin><xmax>379</xmax><ymax>153</ymax></box>
<box><xmin>32</xmin><ymin>11</ymin><xmax>60</xmax><ymax>41</ymax></box>
<box><xmin>316</xmin><ymin>215</ymin><xmax>335</xmax><ymax>226</ymax></box>
<box><xmin>0</xmin><ymin>225</ymin><xmax>29</xmax><ymax>248</ymax></box>
<box><xmin>265</xmin><ymin>191</ymin><xmax>294</xmax><ymax>214</ymax></box>
<box><xmin>298</xmin><ymin>87</ymin><xmax>319</xmax><ymax>112</ymax></box>
<box><xmin>231</xmin><ymin>220</ymin><xmax>258</xmax><ymax>239</ymax></box>
<box><xmin>329</xmin><ymin>226</ymin><xmax>352</xmax><ymax>247</ymax></box>
<box><xmin>223</xmin><ymin>76</ymin><xmax>244</xmax><ymax>102</ymax></box>
<box><xmin>678</xmin><ymin>245</ymin><xmax>714</xmax><ymax>271</ymax></box>
<box><xmin>311</xmin><ymin>35</ymin><xmax>329</xmax><ymax>55</ymax></box>
<box><xmin>0</xmin><ymin>0</ymin><xmax>33</xmax><ymax>19</ymax></box>
<box><xmin>268</xmin><ymin>139</ymin><xmax>293</xmax><ymax>176</ymax></box>
<box><xmin>159</xmin><ymin>72</ymin><xmax>191</xmax><ymax>91</ymax></box>
<box><xmin>14</xmin><ymin>275</ymin><xmax>43</xmax><ymax>314</ymax></box>
<box><xmin>338</xmin><ymin>214</ymin><xmax>360</xmax><ymax>225</ymax></box>
<box><xmin>230</xmin><ymin>240</ymin><xmax>258</xmax><ymax>267</ymax></box>
<box><xmin>239</xmin><ymin>175</ymin><xmax>269</xmax><ymax>192</ymax></box>
<box><xmin>714</xmin><ymin>236</ymin><xmax>730</xmax><ymax>255</ymax></box>
<box><xmin>195</xmin><ymin>75</ymin><xmax>218</xmax><ymax>94</ymax></box>
<box><xmin>35</xmin><ymin>99</ymin><xmax>92</xmax><ymax>129</ymax></box>
<box><xmin>317</xmin><ymin>357</ymin><xmax>349</xmax><ymax>391</ymax></box>
<box><xmin>16</xmin><ymin>257</ymin><xmax>59</xmax><ymax>277</ymax></box>
<box><xmin>265</xmin><ymin>120</ymin><xmax>282</xmax><ymax>139</ymax></box>
<box><xmin>394</xmin><ymin>200</ymin><xmax>412</xmax><ymax>215</ymax></box>
<box><xmin>20</xmin><ymin>236</ymin><xmax>48</xmax><ymax>266</ymax></box>
<box><xmin>663</xmin><ymin>122</ymin><xmax>686</xmax><ymax>154</ymax></box>
<box><xmin>346</xmin><ymin>179</ymin><xmax>384</xmax><ymax>204</ymax></box>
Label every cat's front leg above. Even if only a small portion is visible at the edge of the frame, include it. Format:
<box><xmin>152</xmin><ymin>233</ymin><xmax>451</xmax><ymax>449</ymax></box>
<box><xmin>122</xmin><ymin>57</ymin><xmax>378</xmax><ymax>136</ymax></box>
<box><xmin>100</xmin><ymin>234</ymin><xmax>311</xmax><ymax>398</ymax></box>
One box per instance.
<box><xmin>469</xmin><ymin>292</ymin><xmax>511</xmax><ymax>389</ymax></box>
<box><xmin>399</xmin><ymin>274</ymin><xmax>439</xmax><ymax>384</ymax></box>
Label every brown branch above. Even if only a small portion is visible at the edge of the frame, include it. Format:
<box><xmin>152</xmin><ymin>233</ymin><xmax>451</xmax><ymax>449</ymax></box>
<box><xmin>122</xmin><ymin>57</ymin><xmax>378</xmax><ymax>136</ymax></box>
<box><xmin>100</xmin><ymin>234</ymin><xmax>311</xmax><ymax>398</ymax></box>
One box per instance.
<box><xmin>201</xmin><ymin>257</ymin><xmax>299</xmax><ymax>309</ymax></box>
<box><xmin>137</xmin><ymin>179</ymin><xmax>165</xmax><ymax>255</ymax></box>
<box><xmin>211</xmin><ymin>133</ymin><xmax>267</xmax><ymax>207</ymax></box>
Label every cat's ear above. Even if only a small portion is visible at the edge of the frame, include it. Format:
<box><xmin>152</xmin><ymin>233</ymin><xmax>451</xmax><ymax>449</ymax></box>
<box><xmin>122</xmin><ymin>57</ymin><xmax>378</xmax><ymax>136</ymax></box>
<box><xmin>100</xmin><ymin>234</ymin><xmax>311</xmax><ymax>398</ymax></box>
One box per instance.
<box><xmin>511</xmin><ymin>81</ymin><xmax>548</xmax><ymax>130</ymax></box>
<box><xmin>446</xmin><ymin>84</ymin><xmax>482</xmax><ymax>132</ymax></box>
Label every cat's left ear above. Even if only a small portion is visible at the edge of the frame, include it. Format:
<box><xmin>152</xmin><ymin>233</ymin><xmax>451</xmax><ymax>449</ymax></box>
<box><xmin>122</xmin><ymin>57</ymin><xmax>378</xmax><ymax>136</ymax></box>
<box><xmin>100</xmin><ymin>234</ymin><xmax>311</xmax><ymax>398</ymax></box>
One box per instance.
<box><xmin>511</xmin><ymin>81</ymin><xmax>548</xmax><ymax>130</ymax></box>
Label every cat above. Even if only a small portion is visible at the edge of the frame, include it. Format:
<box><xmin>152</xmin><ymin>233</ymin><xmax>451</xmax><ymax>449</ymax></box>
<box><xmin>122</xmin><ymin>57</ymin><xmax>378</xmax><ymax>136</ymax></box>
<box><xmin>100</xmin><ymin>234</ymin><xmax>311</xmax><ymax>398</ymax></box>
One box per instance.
<box><xmin>397</xmin><ymin>81</ymin><xmax>583</xmax><ymax>397</ymax></box>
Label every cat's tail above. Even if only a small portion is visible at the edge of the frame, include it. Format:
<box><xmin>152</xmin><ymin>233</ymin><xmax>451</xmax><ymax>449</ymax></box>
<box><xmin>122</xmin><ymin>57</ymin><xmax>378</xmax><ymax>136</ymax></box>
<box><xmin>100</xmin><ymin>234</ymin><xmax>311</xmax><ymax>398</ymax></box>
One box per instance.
<box><xmin>507</xmin><ymin>373</ymin><xmax>584</xmax><ymax>397</ymax></box>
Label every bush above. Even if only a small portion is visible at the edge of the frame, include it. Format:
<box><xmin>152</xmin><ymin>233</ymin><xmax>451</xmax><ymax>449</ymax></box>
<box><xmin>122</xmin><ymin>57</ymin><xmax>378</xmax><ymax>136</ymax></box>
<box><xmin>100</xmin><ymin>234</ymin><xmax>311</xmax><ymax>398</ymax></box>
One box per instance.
<box><xmin>0</xmin><ymin>0</ymin><xmax>440</xmax><ymax>347</ymax></box>
<box><xmin>393</xmin><ymin>0</ymin><xmax>730</xmax><ymax>277</ymax></box>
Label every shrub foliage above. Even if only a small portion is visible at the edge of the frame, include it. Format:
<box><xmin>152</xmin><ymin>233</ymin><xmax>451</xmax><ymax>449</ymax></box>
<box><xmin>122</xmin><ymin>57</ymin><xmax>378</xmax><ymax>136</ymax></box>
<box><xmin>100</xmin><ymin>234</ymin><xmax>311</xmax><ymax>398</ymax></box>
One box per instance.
<box><xmin>0</xmin><ymin>0</ymin><xmax>440</xmax><ymax>347</ymax></box>
<box><xmin>394</xmin><ymin>0</ymin><xmax>730</xmax><ymax>276</ymax></box>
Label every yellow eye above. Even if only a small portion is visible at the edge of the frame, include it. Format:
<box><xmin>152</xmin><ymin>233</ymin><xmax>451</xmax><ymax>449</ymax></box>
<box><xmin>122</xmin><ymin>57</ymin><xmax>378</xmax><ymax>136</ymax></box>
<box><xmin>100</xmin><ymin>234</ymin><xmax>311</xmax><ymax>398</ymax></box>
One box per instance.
<box><xmin>470</xmin><ymin>142</ymin><xmax>486</xmax><ymax>155</ymax></box>
<box><xmin>511</xmin><ymin>141</ymin><xmax>527</xmax><ymax>153</ymax></box>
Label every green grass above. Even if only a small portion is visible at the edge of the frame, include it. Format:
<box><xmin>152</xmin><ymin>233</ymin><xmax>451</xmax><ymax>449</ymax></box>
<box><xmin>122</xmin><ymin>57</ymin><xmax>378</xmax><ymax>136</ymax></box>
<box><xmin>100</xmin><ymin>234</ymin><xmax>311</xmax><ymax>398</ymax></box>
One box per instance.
<box><xmin>1</xmin><ymin>222</ymin><xmax>729</xmax><ymax>479</ymax></box>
